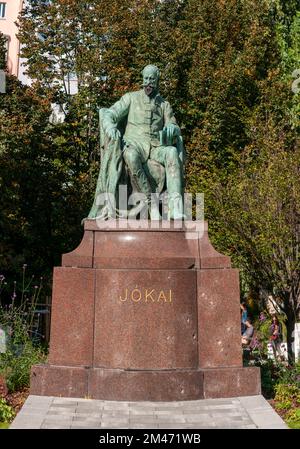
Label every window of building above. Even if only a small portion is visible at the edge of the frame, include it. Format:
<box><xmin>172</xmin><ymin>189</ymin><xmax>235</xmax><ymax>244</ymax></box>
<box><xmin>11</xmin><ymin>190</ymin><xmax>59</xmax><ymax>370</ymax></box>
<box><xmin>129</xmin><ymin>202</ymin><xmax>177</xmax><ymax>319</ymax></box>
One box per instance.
<box><xmin>0</xmin><ymin>3</ymin><xmax>6</xmax><ymax>19</ymax></box>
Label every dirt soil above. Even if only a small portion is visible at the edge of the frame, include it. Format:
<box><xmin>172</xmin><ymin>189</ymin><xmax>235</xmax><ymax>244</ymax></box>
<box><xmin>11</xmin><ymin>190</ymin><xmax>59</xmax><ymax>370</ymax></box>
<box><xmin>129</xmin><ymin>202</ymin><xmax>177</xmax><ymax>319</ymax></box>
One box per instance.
<box><xmin>5</xmin><ymin>388</ymin><xmax>30</xmax><ymax>414</ymax></box>
<box><xmin>268</xmin><ymin>398</ymin><xmax>291</xmax><ymax>423</ymax></box>
<box><xmin>0</xmin><ymin>376</ymin><xmax>29</xmax><ymax>415</ymax></box>
<box><xmin>0</xmin><ymin>375</ymin><xmax>8</xmax><ymax>397</ymax></box>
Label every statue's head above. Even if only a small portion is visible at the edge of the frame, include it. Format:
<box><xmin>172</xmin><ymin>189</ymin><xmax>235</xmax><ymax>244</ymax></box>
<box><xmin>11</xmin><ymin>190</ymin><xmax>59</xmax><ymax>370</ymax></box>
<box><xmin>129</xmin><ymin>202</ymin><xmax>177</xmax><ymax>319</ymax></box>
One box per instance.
<box><xmin>142</xmin><ymin>64</ymin><xmax>159</xmax><ymax>97</ymax></box>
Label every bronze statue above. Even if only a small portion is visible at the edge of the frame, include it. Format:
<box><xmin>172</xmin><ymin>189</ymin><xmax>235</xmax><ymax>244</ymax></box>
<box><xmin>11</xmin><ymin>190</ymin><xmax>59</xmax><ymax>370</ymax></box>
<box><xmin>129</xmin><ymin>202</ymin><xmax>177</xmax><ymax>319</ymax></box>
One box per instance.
<box><xmin>87</xmin><ymin>65</ymin><xmax>186</xmax><ymax>220</ymax></box>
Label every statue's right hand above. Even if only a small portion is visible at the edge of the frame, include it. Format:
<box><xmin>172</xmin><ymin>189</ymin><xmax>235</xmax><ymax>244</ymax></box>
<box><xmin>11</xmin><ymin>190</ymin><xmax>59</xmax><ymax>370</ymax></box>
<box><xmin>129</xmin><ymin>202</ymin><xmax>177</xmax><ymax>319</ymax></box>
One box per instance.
<box><xmin>106</xmin><ymin>127</ymin><xmax>121</xmax><ymax>141</ymax></box>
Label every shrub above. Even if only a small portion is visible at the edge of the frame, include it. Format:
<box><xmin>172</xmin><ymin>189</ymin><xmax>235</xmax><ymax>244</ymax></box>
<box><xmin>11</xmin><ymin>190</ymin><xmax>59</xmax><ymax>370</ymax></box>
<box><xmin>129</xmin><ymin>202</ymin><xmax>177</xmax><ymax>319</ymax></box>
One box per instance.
<box><xmin>285</xmin><ymin>408</ymin><xmax>300</xmax><ymax>429</ymax></box>
<box><xmin>276</xmin><ymin>362</ymin><xmax>300</xmax><ymax>386</ymax></box>
<box><xmin>0</xmin><ymin>266</ymin><xmax>44</xmax><ymax>345</ymax></box>
<box><xmin>274</xmin><ymin>381</ymin><xmax>300</xmax><ymax>429</ymax></box>
<box><xmin>275</xmin><ymin>383</ymin><xmax>300</xmax><ymax>410</ymax></box>
<box><xmin>0</xmin><ymin>266</ymin><xmax>48</xmax><ymax>393</ymax></box>
<box><xmin>0</xmin><ymin>342</ymin><xmax>46</xmax><ymax>392</ymax></box>
<box><xmin>243</xmin><ymin>310</ymin><xmax>292</xmax><ymax>398</ymax></box>
<box><xmin>0</xmin><ymin>398</ymin><xmax>15</xmax><ymax>423</ymax></box>
<box><xmin>250</xmin><ymin>358</ymin><xmax>283</xmax><ymax>399</ymax></box>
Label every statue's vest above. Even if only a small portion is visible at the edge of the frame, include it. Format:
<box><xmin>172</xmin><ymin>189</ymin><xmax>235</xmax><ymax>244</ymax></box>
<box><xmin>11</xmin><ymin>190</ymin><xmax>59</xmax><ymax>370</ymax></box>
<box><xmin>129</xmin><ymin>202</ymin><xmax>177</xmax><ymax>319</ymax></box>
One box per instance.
<box><xmin>124</xmin><ymin>90</ymin><xmax>169</xmax><ymax>152</ymax></box>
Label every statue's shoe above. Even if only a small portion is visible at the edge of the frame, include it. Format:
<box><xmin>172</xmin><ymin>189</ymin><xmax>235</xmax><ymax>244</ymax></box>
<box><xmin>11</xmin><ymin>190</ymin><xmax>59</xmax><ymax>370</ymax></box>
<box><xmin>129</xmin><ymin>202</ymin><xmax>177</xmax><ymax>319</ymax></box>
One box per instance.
<box><xmin>169</xmin><ymin>213</ymin><xmax>186</xmax><ymax>221</ymax></box>
<box><xmin>149</xmin><ymin>207</ymin><xmax>161</xmax><ymax>221</ymax></box>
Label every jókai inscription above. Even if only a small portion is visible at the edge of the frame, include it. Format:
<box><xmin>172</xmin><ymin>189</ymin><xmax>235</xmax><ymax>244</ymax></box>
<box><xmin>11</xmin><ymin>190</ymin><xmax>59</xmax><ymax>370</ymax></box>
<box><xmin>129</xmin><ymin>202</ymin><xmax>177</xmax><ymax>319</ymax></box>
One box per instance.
<box><xmin>119</xmin><ymin>288</ymin><xmax>172</xmax><ymax>303</ymax></box>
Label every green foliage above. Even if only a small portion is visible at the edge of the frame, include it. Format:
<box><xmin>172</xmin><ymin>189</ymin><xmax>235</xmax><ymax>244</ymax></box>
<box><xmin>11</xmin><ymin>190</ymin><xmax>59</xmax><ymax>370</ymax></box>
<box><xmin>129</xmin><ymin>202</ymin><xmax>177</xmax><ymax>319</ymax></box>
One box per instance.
<box><xmin>0</xmin><ymin>265</ymin><xmax>44</xmax><ymax>343</ymax></box>
<box><xmin>276</xmin><ymin>362</ymin><xmax>300</xmax><ymax>387</ymax></box>
<box><xmin>243</xmin><ymin>313</ymin><xmax>296</xmax><ymax>399</ymax></box>
<box><xmin>285</xmin><ymin>408</ymin><xmax>300</xmax><ymax>429</ymax></box>
<box><xmin>245</xmin><ymin>357</ymin><xmax>283</xmax><ymax>398</ymax></box>
<box><xmin>214</xmin><ymin>138</ymin><xmax>300</xmax><ymax>359</ymax></box>
<box><xmin>0</xmin><ymin>267</ymin><xmax>47</xmax><ymax>392</ymax></box>
<box><xmin>0</xmin><ymin>342</ymin><xmax>46</xmax><ymax>392</ymax></box>
<box><xmin>0</xmin><ymin>398</ymin><xmax>15</xmax><ymax>423</ymax></box>
<box><xmin>275</xmin><ymin>383</ymin><xmax>300</xmax><ymax>409</ymax></box>
<box><xmin>260</xmin><ymin>360</ymin><xmax>279</xmax><ymax>399</ymax></box>
<box><xmin>274</xmin><ymin>367</ymin><xmax>300</xmax><ymax>428</ymax></box>
<box><xmin>0</xmin><ymin>32</ymin><xmax>6</xmax><ymax>71</ymax></box>
<box><xmin>178</xmin><ymin>1</ymin><xmax>300</xmax><ymax>360</ymax></box>
<box><xmin>0</xmin><ymin>74</ymin><xmax>92</xmax><ymax>279</ymax></box>
<box><xmin>244</xmin><ymin>310</ymin><xmax>300</xmax><ymax>407</ymax></box>
<box><xmin>253</xmin><ymin>312</ymin><xmax>287</xmax><ymax>353</ymax></box>
<box><xmin>256</xmin><ymin>316</ymin><xmax>272</xmax><ymax>349</ymax></box>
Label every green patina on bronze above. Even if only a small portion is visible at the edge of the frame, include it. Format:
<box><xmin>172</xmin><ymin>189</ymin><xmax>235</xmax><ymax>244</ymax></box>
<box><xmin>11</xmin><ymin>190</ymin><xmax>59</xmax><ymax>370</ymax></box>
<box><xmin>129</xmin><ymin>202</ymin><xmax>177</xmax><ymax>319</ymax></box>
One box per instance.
<box><xmin>87</xmin><ymin>65</ymin><xmax>186</xmax><ymax>220</ymax></box>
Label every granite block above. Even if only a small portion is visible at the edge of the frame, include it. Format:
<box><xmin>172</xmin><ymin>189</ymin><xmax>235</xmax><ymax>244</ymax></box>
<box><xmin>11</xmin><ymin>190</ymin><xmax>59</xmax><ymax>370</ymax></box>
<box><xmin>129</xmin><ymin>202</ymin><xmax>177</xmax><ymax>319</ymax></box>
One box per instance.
<box><xmin>88</xmin><ymin>368</ymin><xmax>204</xmax><ymax>401</ymax></box>
<box><xmin>62</xmin><ymin>230</ymin><xmax>93</xmax><ymax>267</ymax></box>
<box><xmin>202</xmin><ymin>366</ymin><xmax>261</xmax><ymax>398</ymax></box>
<box><xmin>197</xmin><ymin>268</ymin><xmax>243</xmax><ymax>368</ymax></box>
<box><xmin>93</xmin><ymin>270</ymin><xmax>198</xmax><ymax>370</ymax></box>
<box><xmin>48</xmin><ymin>267</ymin><xmax>95</xmax><ymax>366</ymax></box>
<box><xmin>30</xmin><ymin>221</ymin><xmax>261</xmax><ymax>401</ymax></box>
<box><xmin>30</xmin><ymin>364</ymin><xmax>88</xmax><ymax>398</ymax></box>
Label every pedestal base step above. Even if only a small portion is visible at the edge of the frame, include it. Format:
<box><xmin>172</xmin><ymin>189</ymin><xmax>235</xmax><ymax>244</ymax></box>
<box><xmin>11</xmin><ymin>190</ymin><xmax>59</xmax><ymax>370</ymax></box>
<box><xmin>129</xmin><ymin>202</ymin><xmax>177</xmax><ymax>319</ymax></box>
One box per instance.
<box><xmin>30</xmin><ymin>364</ymin><xmax>261</xmax><ymax>401</ymax></box>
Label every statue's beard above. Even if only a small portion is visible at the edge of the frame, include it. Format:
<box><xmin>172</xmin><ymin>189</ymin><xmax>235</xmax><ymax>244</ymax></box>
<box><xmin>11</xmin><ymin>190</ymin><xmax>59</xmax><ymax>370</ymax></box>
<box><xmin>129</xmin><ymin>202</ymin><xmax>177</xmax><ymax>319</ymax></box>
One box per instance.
<box><xmin>143</xmin><ymin>84</ymin><xmax>155</xmax><ymax>96</ymax></box>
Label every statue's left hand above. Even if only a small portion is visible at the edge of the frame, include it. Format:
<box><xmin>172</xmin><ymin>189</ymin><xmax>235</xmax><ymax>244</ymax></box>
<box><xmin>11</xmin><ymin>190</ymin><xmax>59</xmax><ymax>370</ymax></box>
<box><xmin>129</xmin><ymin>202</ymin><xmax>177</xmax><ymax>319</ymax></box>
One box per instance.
<box><xmin>163</xmin><ymin>123</ymin><xmax>180</xmax><ymax>144</ymax></box>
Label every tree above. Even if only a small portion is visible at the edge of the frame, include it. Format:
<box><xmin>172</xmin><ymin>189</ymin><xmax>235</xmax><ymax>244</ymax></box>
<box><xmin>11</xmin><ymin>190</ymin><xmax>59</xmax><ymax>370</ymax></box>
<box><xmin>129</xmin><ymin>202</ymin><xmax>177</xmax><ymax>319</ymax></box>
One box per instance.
<box><xmin>2</xmin><ymin>0</ymin><xmax>187</xmax><ymax>279</ymax></box>
<box><xmin>174</xmin><ymin>0</ymin><xmax>300</xmax><ymax>360</ymax></box>
<box><xmin>217</xmin><ymin>147</ymin><xmax>299</xmax><ymax>361</ymax></box>
<box><xmin>212</xmin><ymin>71</ymin><xmax>300</xmax><ymax>361</ymax></box>
<box><xmin>0</xmin><ymin>32</ymin><xmax>6</xmax><ymax>70</ymax></box>
<box><xmin>0</xmin><ymin>72</ymin><xmax>96</xmax><ymax>279</ymax></box>
<box><xmin>178</xmin><ymin>0</ymin><xmax>280</xmax><ymax>184</ymax></box>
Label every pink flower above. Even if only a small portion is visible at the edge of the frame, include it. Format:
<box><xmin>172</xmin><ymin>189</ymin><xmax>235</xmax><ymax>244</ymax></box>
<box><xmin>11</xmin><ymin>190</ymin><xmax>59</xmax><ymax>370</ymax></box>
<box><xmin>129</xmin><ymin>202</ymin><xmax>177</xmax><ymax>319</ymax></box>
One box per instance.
<box><xmin>259</xmin><ymin>312</ymin><xmax>266</xmax><ymax>321</ymax></box>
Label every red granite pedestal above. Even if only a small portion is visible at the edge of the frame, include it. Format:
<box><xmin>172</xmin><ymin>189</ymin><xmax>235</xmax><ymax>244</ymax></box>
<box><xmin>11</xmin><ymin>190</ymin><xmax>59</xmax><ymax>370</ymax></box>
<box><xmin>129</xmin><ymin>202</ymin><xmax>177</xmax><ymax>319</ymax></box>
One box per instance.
<box><xmin>30</xmin><ymin>220</ymin><xmax>261</xmax><ymax>401</ymax></box>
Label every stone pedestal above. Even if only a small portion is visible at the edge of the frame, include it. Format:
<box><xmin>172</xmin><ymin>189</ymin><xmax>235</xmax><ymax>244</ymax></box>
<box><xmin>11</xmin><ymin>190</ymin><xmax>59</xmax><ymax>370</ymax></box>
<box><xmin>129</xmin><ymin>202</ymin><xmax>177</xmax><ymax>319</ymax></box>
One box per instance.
<box><xmin>30</xmin><ymin>220</ymin><xmax>261</xmax><ymax>400</ymax></box>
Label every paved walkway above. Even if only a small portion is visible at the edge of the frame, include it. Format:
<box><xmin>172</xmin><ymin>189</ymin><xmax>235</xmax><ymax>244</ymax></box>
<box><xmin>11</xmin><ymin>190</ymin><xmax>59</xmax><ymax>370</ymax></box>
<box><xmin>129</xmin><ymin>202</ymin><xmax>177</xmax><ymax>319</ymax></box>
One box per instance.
<box><xmin>10</xmin><ymin>395</ymin><xmax>287</xmax><ymax>429</ymax></box>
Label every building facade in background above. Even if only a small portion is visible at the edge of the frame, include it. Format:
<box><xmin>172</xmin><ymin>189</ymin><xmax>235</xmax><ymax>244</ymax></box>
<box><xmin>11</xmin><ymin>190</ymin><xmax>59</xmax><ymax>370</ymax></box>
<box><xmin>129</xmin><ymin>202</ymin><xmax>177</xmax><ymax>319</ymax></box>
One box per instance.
<box><xmin>0</xmin><ymin>0</ymin><xmax>23</xmax><ymax>76</ymax></box>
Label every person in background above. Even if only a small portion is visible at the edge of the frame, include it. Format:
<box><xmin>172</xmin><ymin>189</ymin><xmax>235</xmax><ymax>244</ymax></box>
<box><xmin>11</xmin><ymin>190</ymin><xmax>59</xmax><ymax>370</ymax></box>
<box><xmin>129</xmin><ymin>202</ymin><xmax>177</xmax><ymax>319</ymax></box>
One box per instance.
<box><xmin>269</xmin><ymin>315</ymin><xmax>282</xmax><ymax>361</ymax></box>
<box><xmin>240</xmin><ymin>302</ymin><xmax>248</xmax><ymax>334</ymax></box>
<box><xmin>241</xmin><ymin>318</ymin><xmax>254</xmax><ymax>346</ymax></box>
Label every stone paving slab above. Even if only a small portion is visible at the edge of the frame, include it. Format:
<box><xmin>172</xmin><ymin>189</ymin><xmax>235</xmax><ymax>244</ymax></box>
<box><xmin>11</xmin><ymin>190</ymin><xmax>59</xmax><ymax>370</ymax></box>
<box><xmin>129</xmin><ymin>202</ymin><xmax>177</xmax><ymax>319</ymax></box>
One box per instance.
<box><xmin>9</xmin><ymin>395</ymin><xmax>288</xmax><ymax>429</ymax></box>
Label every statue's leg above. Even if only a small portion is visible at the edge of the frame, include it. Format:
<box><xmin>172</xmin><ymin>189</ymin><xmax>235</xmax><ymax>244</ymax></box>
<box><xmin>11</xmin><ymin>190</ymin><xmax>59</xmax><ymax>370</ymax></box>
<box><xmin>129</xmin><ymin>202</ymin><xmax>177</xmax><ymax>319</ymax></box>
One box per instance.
<box><xmin>151</xmin><ymin>146</ymin><xmax>184</xmax><ymax>219</ymax></box>
<box><xmin>151</xmin><ymin>146</ymin><xmax>182</xmax><ymax>195</ymax></box>
<box><xmin>124</xmin><ymin>145</ymin><xmax>162</xmax><ymax>219</ymax></box>
<box><xmin>123</xmin><ymin>145</ymin><xmax>152</xmax><ymax>196</ymax></box>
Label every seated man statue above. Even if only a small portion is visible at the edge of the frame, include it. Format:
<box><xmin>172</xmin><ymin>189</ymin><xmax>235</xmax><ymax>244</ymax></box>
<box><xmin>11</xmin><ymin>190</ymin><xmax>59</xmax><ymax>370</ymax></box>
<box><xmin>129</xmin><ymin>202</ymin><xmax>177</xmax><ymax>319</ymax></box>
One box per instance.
<box><xmin>87</xmin><ymin>64</ymin><xmax>186</xmax><ymax>220</ymax></box>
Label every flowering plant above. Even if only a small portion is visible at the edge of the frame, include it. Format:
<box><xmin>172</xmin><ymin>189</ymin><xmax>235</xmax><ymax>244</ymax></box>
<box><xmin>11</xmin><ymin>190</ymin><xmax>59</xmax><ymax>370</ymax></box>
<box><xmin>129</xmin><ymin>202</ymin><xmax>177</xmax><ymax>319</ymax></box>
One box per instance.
<box><xmin>0</xmin><ymin>265</ymin><xmax>47</xmax><ymax>392</ymax></box>
<box><xmin>0</xmin><ymin>265</ymin><xmax>43</xmax><ymax>346</ymax></box>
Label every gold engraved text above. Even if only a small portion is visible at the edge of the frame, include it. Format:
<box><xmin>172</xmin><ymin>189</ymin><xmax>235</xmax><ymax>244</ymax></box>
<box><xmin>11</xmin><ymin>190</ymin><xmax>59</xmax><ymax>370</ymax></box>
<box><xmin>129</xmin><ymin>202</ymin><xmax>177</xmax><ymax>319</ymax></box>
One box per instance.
<box><xmin>119</xmin><ymin>288</ymin><xmax>172</xmax><ymax>303</ymax></box>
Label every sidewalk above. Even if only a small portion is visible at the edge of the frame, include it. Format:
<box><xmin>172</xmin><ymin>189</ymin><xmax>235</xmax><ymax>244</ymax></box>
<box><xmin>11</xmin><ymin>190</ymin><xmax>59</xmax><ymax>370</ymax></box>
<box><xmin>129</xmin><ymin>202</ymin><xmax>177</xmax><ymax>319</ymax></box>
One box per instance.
<box><xmin>10</xmin><ymin>394</ymin><xmax>288</xmax><ymax>429</ymax></box>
